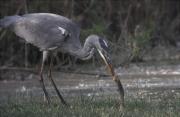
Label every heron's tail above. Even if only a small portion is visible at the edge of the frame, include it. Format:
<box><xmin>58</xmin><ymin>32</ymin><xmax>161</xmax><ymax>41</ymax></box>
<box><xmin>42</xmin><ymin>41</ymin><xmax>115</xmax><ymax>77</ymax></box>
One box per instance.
<box><xmin>0</xmin><ymin>15</ymin><xmax>21</xmax><ymax>28</ymax></box>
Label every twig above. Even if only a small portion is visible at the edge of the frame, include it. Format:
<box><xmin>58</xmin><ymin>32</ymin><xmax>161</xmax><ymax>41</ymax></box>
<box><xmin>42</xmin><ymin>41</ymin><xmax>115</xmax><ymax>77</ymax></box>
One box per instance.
<box><xmin>118</xmin><ymin>4</ymin><xmax>132</xmax><ymax>44</ymax></box>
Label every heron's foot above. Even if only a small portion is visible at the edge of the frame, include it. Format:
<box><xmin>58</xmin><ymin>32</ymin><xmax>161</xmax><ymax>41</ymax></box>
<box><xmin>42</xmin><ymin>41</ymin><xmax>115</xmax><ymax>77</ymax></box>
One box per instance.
<box><xmin>63</xmin><ymin>101</ymin><xmax>70</xmax><ymax>107</ymax></box>
<box><xmin>43</xmin><ymin>94</ymin><xmax>51</xmax><ymax>105</ymax></box>
<box><xmin>60</xmin><ymin>98</ymin><xmax>69</xmax><ymax>106</ymax></box>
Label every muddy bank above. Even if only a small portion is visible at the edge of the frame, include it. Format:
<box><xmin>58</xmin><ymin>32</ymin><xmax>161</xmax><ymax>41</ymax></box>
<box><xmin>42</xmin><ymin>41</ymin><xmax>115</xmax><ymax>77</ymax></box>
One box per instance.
<box><xmin>0</xmin><ymin>63</ymin><xmax>180</xmax><ymax>102</ymax></box>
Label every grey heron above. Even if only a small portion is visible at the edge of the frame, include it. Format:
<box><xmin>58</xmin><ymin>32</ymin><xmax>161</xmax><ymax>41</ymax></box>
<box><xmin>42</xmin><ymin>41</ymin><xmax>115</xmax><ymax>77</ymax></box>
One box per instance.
<box><xmin>0</xmin><ymin>13</ymin><xmax>124</xmax><ymax>108</ymax></box>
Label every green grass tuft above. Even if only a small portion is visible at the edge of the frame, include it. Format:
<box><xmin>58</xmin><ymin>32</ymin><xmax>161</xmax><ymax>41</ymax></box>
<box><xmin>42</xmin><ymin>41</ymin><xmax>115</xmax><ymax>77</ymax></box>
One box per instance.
<box><xmin>0</xmin><ymin>97</ymin><xmax>180</xmax><ymax>117</ymax></box>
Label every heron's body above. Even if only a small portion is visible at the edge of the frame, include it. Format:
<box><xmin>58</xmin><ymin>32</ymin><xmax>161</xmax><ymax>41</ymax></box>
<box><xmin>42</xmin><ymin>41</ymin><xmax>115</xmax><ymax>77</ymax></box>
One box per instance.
<box><xmin>3</xmin><ymin>13</ymin><xmax>81</xmax><ymax>53</ymax></box>
<box><xmin>0</xmin><ymin>13</ymin><xmax>124</xmax><ymax>109</ymax></box>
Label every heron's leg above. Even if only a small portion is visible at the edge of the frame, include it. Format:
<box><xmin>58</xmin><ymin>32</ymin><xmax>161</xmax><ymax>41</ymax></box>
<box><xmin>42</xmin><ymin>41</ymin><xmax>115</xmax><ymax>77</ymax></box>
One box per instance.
<box><xmin>48</xmin><ymin>55</ymin><xmax>68</xmax><ymax>106</ymax></box>
<box><xmin>39</xmin><ymin>51</ymin><xmax>51</xmax><ymax>104</ymax></box>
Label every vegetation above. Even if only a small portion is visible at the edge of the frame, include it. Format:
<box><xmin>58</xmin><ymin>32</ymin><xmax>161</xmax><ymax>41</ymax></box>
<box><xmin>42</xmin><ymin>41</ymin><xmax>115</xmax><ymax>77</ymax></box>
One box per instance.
<box><xmin>0</xmin><ymin>96</ymin><xmax>180</xmax><ymax>117</ymax></box>
<box><xmin>0</xmin><ymin>0</ymin><xmax>180</xmax><ymax>67</ymax></box>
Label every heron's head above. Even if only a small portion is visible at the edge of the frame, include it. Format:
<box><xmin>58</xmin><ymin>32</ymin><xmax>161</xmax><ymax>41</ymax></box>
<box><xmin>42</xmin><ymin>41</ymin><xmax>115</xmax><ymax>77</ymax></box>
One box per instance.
<box><xmin>80</xmin><ymin>34</ymin><xmax>115</xmax><ymax>76</ymax></box>
<box><xmin>95</xmin><ymin>36</ymin><xmax>115</xmax><ymax>76</ymax></box>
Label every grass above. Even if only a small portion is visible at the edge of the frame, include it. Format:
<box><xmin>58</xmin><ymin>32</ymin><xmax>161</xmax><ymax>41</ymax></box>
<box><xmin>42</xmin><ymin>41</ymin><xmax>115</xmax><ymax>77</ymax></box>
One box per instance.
<box><xmin>0</xmin><ymin>96</ymin><xmax>180</xmax><ymax>117</ymax></box>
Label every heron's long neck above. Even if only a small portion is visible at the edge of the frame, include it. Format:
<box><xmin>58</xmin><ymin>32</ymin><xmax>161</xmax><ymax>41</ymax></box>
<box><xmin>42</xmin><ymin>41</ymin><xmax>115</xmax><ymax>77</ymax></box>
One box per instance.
<box><xmin>71</xmin><ymin>35</ymin><xmax>99</xmax><ymax>60</ymax></box>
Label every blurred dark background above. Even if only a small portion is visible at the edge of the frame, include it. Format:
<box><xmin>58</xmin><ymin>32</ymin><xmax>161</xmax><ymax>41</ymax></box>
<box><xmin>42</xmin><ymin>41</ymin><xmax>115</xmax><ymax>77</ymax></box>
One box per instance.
<box><xmin>0</xmin><ymin>0</ymin><xmax>180</xmax><ymax>69</ymax></box>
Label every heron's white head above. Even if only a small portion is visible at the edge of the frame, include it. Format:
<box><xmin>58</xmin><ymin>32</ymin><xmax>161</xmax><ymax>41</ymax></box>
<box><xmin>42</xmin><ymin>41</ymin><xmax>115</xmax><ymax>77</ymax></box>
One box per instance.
<box><xmin>85</xmin><ymin>35</ymin><xmax>114</xmax><ymax>75</ymax></box>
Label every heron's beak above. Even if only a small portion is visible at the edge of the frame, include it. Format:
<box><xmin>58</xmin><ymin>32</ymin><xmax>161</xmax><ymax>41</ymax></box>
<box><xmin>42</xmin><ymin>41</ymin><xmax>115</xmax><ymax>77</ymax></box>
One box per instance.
<box><xmin>97</xmin><ymin>49</ymin><xmax>116</xmax><ymax>80</ymax></box>
<box><xmin>97</xmin><ymin>42</ymin><xmax>125</xmax><ymax>108</ymax></box>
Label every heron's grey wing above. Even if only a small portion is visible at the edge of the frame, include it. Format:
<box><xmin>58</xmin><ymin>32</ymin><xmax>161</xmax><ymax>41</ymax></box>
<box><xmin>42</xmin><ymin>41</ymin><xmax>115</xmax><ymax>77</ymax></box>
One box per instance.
<box><xmin>13</xmin><ymin>17</ymin><xmax>69</xmax><ymax>51</ymax></box>
<box><xmin>22</xmin><ymin>13</ymin><xmax>82</xmax><ymax>51</ymax></box>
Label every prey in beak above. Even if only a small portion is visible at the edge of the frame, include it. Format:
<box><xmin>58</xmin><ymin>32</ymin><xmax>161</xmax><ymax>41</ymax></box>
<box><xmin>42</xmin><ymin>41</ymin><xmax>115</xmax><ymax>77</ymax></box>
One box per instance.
<box><xmin>97</xmin><ymin>37</ymin><xmax>125</xmax><ymax>109</ymax></box>
<box><xmin>97</xmin><ymin>38</ymin><xmax>115</xmax><ymax>78</ymax></box>
<box><xmin>97</xmin><ymin>49</ymin><xmax>115</xmax><ymax>79</ymax></box>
